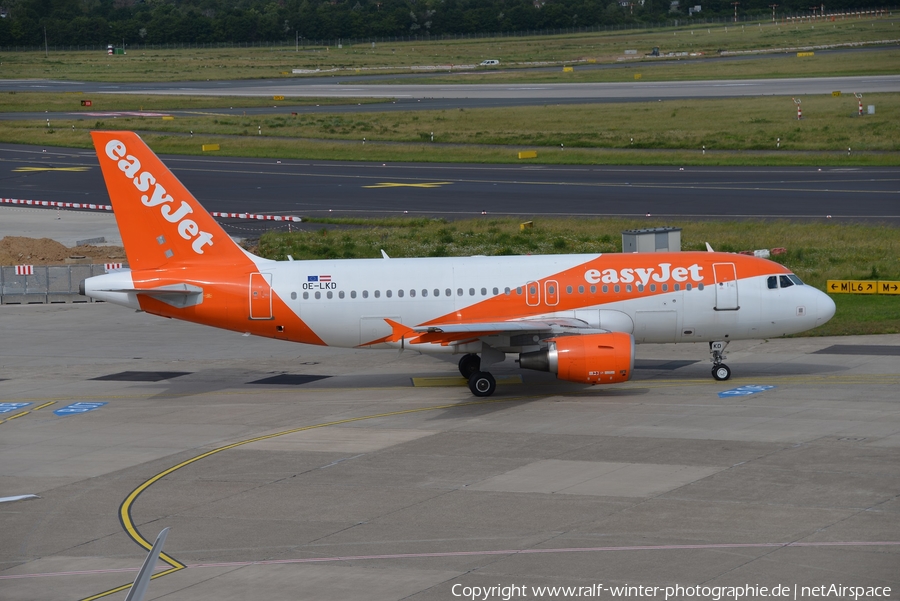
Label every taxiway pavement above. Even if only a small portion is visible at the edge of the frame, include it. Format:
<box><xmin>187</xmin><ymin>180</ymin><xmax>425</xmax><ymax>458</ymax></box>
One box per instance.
<box><xmin>1</xmin><ymin>302</ymin><xmax>899</xmax><ymax>600</ymax></box>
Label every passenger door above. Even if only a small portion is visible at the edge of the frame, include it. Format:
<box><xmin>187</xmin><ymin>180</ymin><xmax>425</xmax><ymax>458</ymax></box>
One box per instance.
<box><xmin>713</xmin><ymin>263</ymin><xmax>739</xmax><ymax>311</ymax></box>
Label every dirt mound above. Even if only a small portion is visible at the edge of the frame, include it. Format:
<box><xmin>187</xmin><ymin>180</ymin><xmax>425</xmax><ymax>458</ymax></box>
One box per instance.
<box><xmin>0</xmin><ymin>237</ymin><xmax>127</xmax><ymax>266</ymax></box>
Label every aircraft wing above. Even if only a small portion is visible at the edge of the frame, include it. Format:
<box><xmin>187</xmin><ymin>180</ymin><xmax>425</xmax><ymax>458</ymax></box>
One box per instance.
<box><xmin>381</xmin><ymin>318</ymin><xmax>603</xmax><ymax>346</ymax></box>
<box><xmin>412</xmin><ymin>317</ymin><xmax>591</xmax><ymax>333</ymax></box>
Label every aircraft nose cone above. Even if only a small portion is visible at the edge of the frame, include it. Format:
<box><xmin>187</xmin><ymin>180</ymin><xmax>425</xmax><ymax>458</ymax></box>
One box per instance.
<box><xmin>817</xmin><ymin>290</ymin><xmax>836</xmax><ymax>325</ymax></box>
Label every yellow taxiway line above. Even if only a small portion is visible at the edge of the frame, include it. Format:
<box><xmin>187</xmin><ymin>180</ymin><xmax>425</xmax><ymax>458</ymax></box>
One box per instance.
<box><xmin>81</xmin><ymin>394</ymin><xmax>529</xmax><ymax>600</ymax></box>
<box><xmin>0</xmin><ymin>401</ymin><xmax>56</xmax><ymax>425</ymax></box>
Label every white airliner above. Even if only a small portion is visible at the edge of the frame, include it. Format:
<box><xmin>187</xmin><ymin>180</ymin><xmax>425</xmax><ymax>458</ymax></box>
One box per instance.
<box><xmin>82</xmin><ymin>132</ymin><xmax>836</xmax><ymax>396</ymax></box>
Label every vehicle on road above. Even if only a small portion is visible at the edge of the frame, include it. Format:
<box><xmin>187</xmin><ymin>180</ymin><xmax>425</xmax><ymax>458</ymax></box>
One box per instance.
<box><xmin>82</xmin><ymin>131</ymin><xmax>835</xmax><ymax>397</ymax></box>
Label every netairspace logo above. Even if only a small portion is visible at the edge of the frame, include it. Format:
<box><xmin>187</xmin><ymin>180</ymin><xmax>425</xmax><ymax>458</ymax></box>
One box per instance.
<box><xmin>450</xmin><ymin>583</ymin><xmax>893</xmax><ymax>600</ymax></box>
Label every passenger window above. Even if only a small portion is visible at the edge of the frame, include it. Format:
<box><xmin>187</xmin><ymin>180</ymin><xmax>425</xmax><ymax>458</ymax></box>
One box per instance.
<box><xmin>614</xmin><ymin>285</ymin><xmax>620</xmax><ymax>293</ymax></box>
<box><xmin>457</xmin><ymin>288</ymin><xmax>463</xmax><ymax>296</ymax></box>
<box><xmin>446</xmin><ymin>289</ymin><xmax>452</xmax><ymax>296</ymax></box>
<box><xmin>686</xmin><ymin>283</ymin><xmax>692</xmax><ymax>291</ymax></box>
<box><xmin>590</xmin><ymin>285</ymin><xmax>596</xmax><ymax>294</ymax></box>
<box><xmin>493</xmin><ymin>287</ymin><xmax>499</xmax><ymax>295</ymax></box>
<box><xmin>529</xmin><ymin>285</ymin><xmax>537</xmax><ymax>295</ymax></box>
<box><xmin>386</xmin><ymin>290</ymin><xmax>393</xmax><ymax>298</ymax></box>
<box><xmin>566</xmin><ymin>286</ymin><xmax>573</xmax><ymax>294</ymax></box>
<box><xmin>291</xmin><ymin>292</ymin><xmax>297</xmax><ymax>300</ymax></box>
<box><xmin>674</xmin><ymin>284</ymin><xmax>680</xmax><ymax>291</ymax></box>
<box><xmin>374</xmin><ymin>290</ymin><xmax>381</xmax><ymax>298</ymax></box>
<box><xmin>327</xmin><ymin>291</ymin><xmax>333</xmax><ymax>299</ymax></box>
<box><xmin>362</xmin><ymin>290</ymin><xmax>368</xmax><ymax>299</ymax></box>
<box><xmin>351</xmin><ymin>291</ymin><xmax>357</xmax><ymax>299</ymax></box>
<box><xmin>637</xmin><ymin>285</ymin><xmax>644</xmax><ymax>292</ymax></box>
<box><xmin>339</xmin><ymin>291</ymin><xmax>345</xmax><ymax>299</ymax></box>
<box><xmin>662</xmin><ymin>284</ymin><xmax>668</xmax><ymax>292</ymax></box>
<box><xmin>698</xmin><ymin>283</ymin><xmax>704</xmax><ymax>290</ymax></box>
<box><xmin>650</xmin><ymin>284</ymin><xmax>656</xmax><ymax>292</ymax></box>
<box><xmin>422</xmin><ymin>289</ymin><xmax>428</xmax><ymax>297</ymax></box>
<box><xmin>626</xmin><ymin>285</ymin><xmax>632</xmax><ymax>293</ymax></box>
<box><xmin>505</xmin><ymin>287</ymin><xmax>511</xmax><ymax>295</ymax></box>
<box><xmin>409</xmin><ymin>289</ymin><xmax>415</xmax><ymax>297</ymax></box>
<box><xmin>780</xmin><ymin>275</ymin><xmax>794</xmax><ymax>288</ymax></box>
<box><xmin>397</xmin><ymin>290</ymin><xmax>403</xmax><ymax>298</ymax></box>
<box><xmin>602</xmin><ymin>285</ymin><xmax>608</xmax><ymax>293</ymax></box>
<box><xmin>303</xmin><ymin>292</ymin><xmax>309</xmax><ymax>300</ymax></box>
<box><xmin>578</xmin><ymin>286</ymin><xmax>584</xmax><ymax>294</ymax></box>
<box><xmin>315</xmin><ymin>291</ymin><xmax>321</xmax><ymax>299</ymax></box>
<box><xmin>481</xmin><ymin>287</ymin><xmax>487</xmax><ymax>296</ymax></box>
<box><xmin>469</xmin><ymin>288</ymin><xmax>475</xmax><ymax>296</ymax></box>
<box><xmin>767</xmin><ymin>276</ymin><xmax>778</xmax><ymax>289</ymax></box>
<box><xmin>548</xmin><ymin>285</ymin><xmax>555</xmax><ymax>294</ymax></box>
<box><xmin>517</xmin><ymin>287</ymin><xmax>523</xmax><ymax>295</ymax></box>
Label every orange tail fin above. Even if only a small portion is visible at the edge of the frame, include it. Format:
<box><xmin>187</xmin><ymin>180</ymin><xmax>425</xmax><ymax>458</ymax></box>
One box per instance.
<box><xmin>91</xmin><ymin>131</ymin><xmax>246</xmax><ymax>270</ymax></box>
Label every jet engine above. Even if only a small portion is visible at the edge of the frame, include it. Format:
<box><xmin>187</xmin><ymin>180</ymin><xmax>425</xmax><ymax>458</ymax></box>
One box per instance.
<box><xmin>518</xmin><ymin>332</ymin><xmax>634</xmax><ymax>384</ymax></box>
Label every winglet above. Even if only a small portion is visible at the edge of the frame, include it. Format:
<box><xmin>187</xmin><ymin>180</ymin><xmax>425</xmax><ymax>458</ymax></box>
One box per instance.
<box><xmin>124</xmin><ymin>527</ymin><xmax>170</xmax><ymax>601</ymax></box>
<box><xmin>384</xmin><ymin>318</ymin><xmax>416</xmax><ymax>342</ymax></box>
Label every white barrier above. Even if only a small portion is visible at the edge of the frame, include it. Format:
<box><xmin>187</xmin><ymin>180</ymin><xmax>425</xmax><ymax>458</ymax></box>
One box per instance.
<box><xmin>2</xmin><ymin>198</ymin><xmax>301</xmax><ymax>223</ymax></box>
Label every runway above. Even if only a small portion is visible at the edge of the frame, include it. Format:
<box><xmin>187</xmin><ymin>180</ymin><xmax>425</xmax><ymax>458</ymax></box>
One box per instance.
<box><xmin>1</xmin><ymin>142</ymin><xmax>898</xmax><ymax>222</ymax></box>
<box><xmin>2</xmin><ymin>70</ymin><xmax>899</xmax><ymax>101</ymax></box>
<box><xmin>1</xmin><ymin>302</ymin><xmax>898</xmax><ymax>600</ymax></box>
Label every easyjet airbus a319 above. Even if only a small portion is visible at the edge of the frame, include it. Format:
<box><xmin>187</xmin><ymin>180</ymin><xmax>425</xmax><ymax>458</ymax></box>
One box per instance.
<box><xmin>82</xmin><ymin>132</ymin><xmax>836</xmax><ymax>396</ymax></box>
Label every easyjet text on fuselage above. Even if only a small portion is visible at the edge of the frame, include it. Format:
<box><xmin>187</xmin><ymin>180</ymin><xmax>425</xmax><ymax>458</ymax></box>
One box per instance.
<box><xmin>584</xmin><ymin>263</ymin><xmax>704</xmax><ymax>286</ymax></box>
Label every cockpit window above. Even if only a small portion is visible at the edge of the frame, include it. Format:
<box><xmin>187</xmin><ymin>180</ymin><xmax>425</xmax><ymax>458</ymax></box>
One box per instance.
<box><xmin>767</xmin><ymin>276</ymin><xmax>778</xmax><ymax>290</ymax></box>
<box><xmin>779</xmin><ymin>275</ymin><xmax>794</xmax><ymax>288</ymax></box>
<box><xmin>787</xmin><ymin>274</ymin><xmax>804</xmax><ymax>286</ymax></box>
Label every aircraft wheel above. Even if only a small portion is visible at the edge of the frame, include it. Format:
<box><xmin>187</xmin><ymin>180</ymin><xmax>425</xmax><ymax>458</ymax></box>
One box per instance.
<box><xmin>458</xmin><ymin>353</ymin><xmax>481</xmax><ymax>378</ymax></box>
<box><xmin>712</xmin><ymin>364</ymin><xmax>732</xmax><ymax>381</ymax></box>
<box><xmin>468</xmin><ymin>371</ymin><xmax>496</xmax><ymax>397</ymax></box>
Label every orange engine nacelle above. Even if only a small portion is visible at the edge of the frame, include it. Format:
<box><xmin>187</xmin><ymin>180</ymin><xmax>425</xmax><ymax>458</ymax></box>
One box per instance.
<box><xmin>518</xmin><ymin>332</ymin><xmax>634</xmax><ymax>385</ymax></box>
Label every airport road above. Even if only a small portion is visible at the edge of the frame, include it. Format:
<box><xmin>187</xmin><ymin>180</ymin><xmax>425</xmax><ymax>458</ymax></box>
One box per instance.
<box><xmin>2</xmin><ymin>72</ymin><xmax>900</xmax><ymax>120</ymax></box>
<box><xmin>1</xmin><ymin>142</ymin><xmax>899</xmax><ymax>223</ymax></box>
<box><xmin>96</xmin><ymin>74</ymin><xmax>900</xmax><ymax>100</ymax></box>
<box><xmin>1</xmin><ymin>302</ymin><xmax>899</xmax><ymax>600</ymax></box>
<box><xmin>1</xmin><ymin>73</ymin><xmax>899</xmax><ymax>102</ymax></box>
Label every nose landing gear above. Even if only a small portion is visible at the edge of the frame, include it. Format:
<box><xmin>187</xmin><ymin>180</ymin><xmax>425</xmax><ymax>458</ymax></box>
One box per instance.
<box><xmin>710</xmin><ymin>341</ymin><xmax>731</xmax><ymax>381</ymax></box>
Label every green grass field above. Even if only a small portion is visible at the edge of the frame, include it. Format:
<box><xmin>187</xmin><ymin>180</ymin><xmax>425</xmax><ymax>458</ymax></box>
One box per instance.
<box><xmin>1</xmin><ymin>90</ymin><xmax>895</xmax><ymax>166</ymax></box>
<box><xmin>0</xmin><ymin>17</ymin><xmax>896</xmax><ymax>82</ymax></box>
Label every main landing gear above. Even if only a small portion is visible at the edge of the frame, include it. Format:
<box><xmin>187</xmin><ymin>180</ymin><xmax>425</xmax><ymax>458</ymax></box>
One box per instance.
<box><xmin>459</xmin><ymin>353</ymin><xmax>497</xmax><ymax>397</ymax></box>
<box><xmin>710</xmin><ymin>341</ymin><xmax>731</xmax><ymax>381</ymax></box>
<box><xmin>468</xmin><ymin>371</ymin><xmax>497</xmax><ymax>397</ymax></box>
<box><xmin>458</xmin><ymin>353</ymin><xmax>481</xmax><ymax>379</ymax></box>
